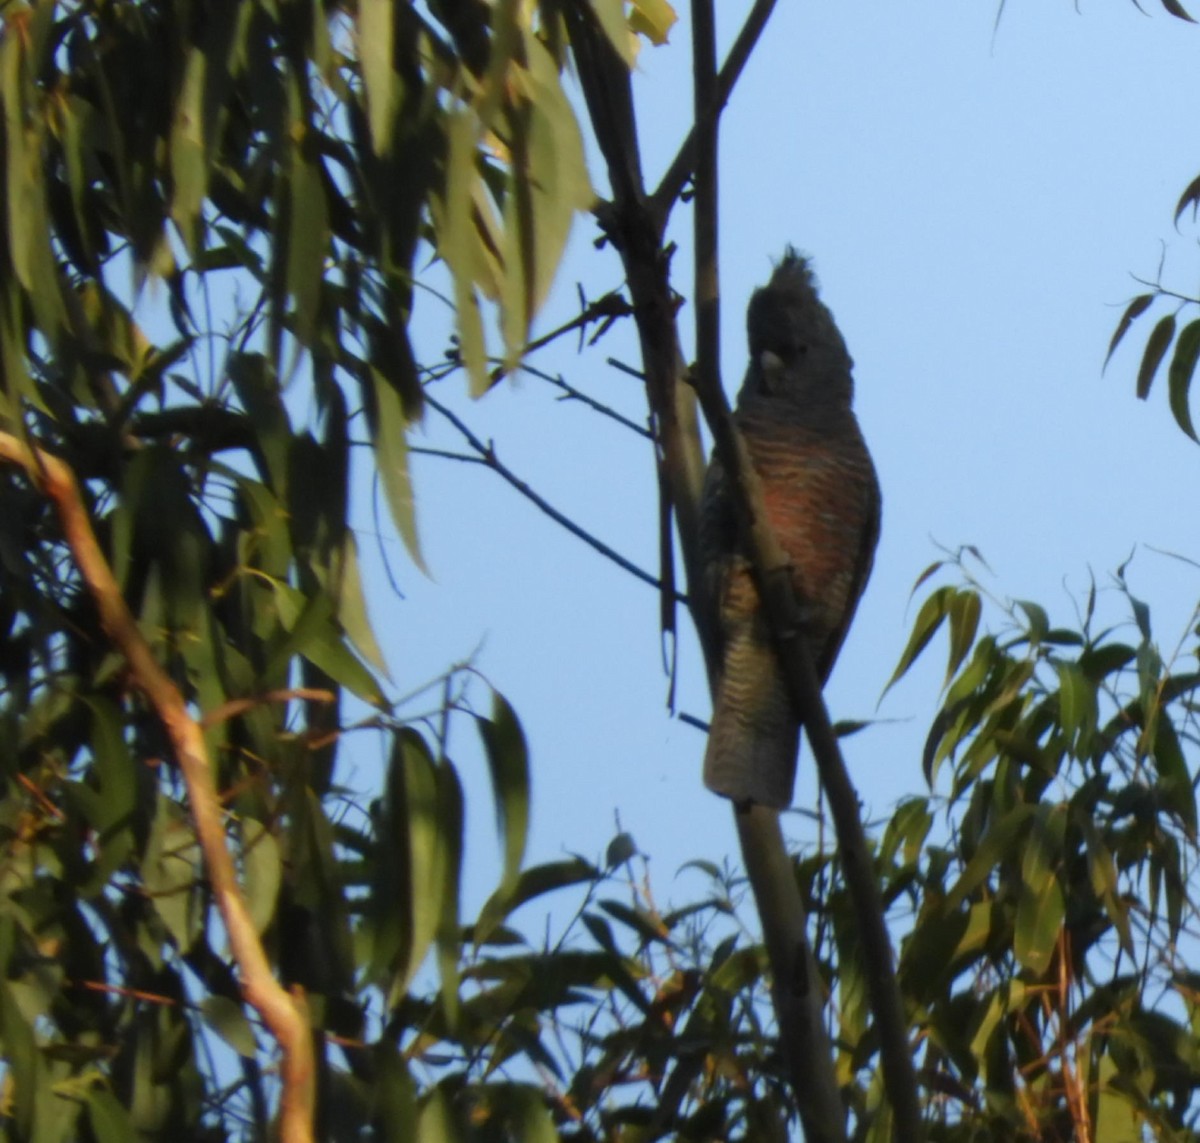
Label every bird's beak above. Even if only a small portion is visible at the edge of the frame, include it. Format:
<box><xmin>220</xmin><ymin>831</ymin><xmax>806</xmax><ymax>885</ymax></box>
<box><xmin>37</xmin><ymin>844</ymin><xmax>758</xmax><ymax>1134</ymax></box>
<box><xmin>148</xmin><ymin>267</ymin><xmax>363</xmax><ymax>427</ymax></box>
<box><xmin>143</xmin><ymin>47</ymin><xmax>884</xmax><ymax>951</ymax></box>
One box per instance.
<box><xmin>759</xmin><ymin>349</ymin><xmax>785</xmax><ymax>393</ymax></box>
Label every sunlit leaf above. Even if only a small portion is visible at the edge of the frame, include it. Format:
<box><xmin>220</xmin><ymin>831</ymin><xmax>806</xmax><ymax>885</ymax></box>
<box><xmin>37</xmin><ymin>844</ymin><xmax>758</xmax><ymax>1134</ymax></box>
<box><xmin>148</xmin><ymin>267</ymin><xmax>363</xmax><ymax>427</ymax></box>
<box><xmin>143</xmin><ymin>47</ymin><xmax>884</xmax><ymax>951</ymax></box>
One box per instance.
<box><xmin>359</xmin><ymin>0</ymin><xmax>398</xmax><ymax>154</ymax></box>
<box><xmin>587</xmin><ymin>0</ymin><xmax>635</xmax><ymax>64</ymax></box>
<box><xmin>629</xmin><ymin>0</ymin><xmax>678</xmax><ymax>44</ymax></box>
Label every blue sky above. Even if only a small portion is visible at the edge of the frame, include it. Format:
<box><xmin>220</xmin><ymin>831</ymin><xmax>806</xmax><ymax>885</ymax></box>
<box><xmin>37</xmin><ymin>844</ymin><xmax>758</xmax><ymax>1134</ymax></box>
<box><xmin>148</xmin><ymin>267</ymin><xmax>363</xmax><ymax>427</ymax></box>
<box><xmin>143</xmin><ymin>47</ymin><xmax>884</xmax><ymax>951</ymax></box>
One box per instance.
<box><xmin>359</xmin><ymin>1</ymin><xmax>1200</xmax><ymax>924</ymax></box>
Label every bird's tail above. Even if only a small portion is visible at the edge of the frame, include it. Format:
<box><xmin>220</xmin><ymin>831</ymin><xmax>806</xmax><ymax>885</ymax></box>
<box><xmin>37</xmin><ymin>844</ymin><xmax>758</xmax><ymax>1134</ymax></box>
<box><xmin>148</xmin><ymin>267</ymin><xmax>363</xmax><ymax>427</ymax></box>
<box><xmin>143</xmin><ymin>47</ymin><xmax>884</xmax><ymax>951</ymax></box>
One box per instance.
<box><xmin>703</xmin><ymin>663</ymin><xmax>800</xmax><ymax>810</ymax></box>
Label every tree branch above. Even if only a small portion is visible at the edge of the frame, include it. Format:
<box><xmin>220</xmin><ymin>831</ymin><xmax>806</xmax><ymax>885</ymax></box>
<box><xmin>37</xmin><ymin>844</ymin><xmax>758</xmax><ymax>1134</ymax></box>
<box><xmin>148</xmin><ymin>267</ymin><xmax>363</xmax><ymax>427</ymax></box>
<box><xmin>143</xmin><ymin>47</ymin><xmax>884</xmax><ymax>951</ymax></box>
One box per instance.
<box><xmin>0</xmin><ymin>431</ymin><xmax>316</xmax><ymax>1143</ymax></box>
<box><xmin>566</xmin><ymin>7</ymin><xmax>850</xmax><ymax>1136</ymax></box>
<box><xmin>689</xmin><ymin>4</ymin><xmax>847</xmax><ymax>1138</ymax></box>
<box><xmin>652</xmin><ymin>0</ymin><xmax>780</xmax><ymax>217</ymax></box>
<box><xmin>691</xmin><ymin>375</ymin><xmax>925</xmax><ymax>1140</ymax></box>
<box><xmin>423</xmin><ymin>393</ymin><xmax>683</xmax><ymax>601</ymax></box>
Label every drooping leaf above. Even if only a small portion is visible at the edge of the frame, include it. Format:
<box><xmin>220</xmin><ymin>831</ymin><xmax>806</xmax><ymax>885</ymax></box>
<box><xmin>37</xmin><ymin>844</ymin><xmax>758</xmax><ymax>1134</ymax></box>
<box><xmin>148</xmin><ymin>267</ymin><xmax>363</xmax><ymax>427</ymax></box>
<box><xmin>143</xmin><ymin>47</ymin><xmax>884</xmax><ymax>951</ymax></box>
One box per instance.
<box><xmin>477</xmin><ymin>689</ymin><xmax>530</xmax><ymax>900</ymax></box>
<box><xmin>335</xmin><ymin>531</ymin><xmax>389</xmax><ymax>675</ymax></box>
<box><xmin>498</xmin><ymin>31</ymin><xmax>595</xmax><ymax>375</ymax></box>
<box><xmin>1104</xmin><ymin>293</ymin><xmax>1154</xmax><ymax>367</ymax></box>
<box><xmin>1167</xmin><ymin>317</ymin><xmax>1200</xmax><ymax>442</ymax></box>
<box><xmin>359</xmin><ymin>0</ymin><xmax>398</xmax><ymax>155</ymax></box>
<box><xmin>366</xmin><ymin>364</ymin><xmax>427</xmax><ymax>573</ymax></box>
<box><xmin>1136</xmin><ymin>312</ymin><xmax>1176</xmax><ymax>401</ymax></box>
<box><xmin>884</xmin><ymin>585</ymin><xmax>953</xmax><ymax>694</ymax></box>
<box><xmin>587</xmin><ymin>0</ymin><xmax>635</xmax><ymax>65</ymax></box>
<box><xmin>1014</xmin><ymin>805</ymin><xmax>1065</xmax><ymax>975</ymax></box>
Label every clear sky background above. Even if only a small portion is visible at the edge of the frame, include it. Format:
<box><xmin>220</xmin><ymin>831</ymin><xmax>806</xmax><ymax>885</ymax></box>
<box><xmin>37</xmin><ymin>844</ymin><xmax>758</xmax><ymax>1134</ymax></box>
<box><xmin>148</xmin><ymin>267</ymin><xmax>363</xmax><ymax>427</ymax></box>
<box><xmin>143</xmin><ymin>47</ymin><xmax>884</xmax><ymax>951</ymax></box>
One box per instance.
<box><xmin>354</xmin><ymin>1</ymin><xmax>1200</xmax><ymax>924</ymax></box>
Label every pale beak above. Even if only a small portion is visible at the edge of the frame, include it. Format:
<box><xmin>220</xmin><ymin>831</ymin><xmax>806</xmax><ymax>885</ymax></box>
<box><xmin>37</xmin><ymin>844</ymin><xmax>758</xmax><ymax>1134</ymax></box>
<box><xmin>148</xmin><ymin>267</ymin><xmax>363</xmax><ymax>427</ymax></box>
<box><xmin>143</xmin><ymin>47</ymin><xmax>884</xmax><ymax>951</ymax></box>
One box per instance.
<box><xmin>759</xmin><ymin>349</ymin><xmax>785</xmax><ymax>393</ymax></box>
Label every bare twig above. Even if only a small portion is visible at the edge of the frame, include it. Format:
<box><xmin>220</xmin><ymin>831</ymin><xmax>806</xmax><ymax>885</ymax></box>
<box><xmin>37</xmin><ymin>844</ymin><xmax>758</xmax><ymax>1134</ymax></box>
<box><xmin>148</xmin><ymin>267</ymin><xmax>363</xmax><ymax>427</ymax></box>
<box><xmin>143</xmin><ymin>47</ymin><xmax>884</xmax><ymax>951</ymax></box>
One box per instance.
<box><xmin>201</xmin><ymin>687</ymin><xmax>337</xmax><ymax>729</ymax></box>
<box><xmin>523</xmin><ymin>362</ymin><xmax>654</xmax><ymax>440</ymax></box>
<box><xmin>652</xmin><ymin>0</ymin><xmax>780</xmax><ymax>216</ymax></box>
<box><xmin>487</xmin><ymin>291</ymin><xmax>634</xmax><ymax>384</ymax></box>
<box><xmin>424</xmin><ymin>392</ymin><xmax>684</xmax><ymax>601</ymax></box>
<box><xmin>0</xmin><ymin>431</ymin><xmax>315</xmax><ymax>1143</ymax></box>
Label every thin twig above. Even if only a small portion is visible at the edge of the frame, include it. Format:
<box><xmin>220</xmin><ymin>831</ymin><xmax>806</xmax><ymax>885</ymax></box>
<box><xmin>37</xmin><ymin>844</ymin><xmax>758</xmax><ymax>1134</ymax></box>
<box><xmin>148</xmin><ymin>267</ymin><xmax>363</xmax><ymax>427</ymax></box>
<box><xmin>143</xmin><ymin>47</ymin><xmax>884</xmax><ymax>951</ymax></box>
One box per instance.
<box><xmin>0</xmin><ymin>431</ymin><xmax>315</xmax><ymax>1142</ymax></box>
<box><xmin>652</xmin><ymin>0</ymin><xmax>780</xmax><ymax>216</ymax></box>
<box><xmin>488</xmin><ymin>292</ymin><xmax>634</xmax><ymax>385</ymax></box>
<box><xmin>424</xmin><ymin>393</ymin><xmax>684</xmax><ymax>601</ymax></box>
<box><xmin>523</xmin><ymin>362</ymin><xmax>653</xmax><ymax>440</ymax></box>
<box><xmin>201</xmin><ymin>687</ymin><xmax>336</xmax><ymax>729</ymax></box>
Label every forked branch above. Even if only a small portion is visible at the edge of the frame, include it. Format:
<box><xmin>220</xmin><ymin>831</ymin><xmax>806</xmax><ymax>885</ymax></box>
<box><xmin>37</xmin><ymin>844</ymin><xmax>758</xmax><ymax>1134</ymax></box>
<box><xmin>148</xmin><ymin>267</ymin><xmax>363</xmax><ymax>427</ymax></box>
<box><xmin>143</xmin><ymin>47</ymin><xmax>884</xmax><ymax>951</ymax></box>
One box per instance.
<box><xmin>0</xmin><ymin>431</ymin><xmax>315</xmax><ymax>1143</ymax></box>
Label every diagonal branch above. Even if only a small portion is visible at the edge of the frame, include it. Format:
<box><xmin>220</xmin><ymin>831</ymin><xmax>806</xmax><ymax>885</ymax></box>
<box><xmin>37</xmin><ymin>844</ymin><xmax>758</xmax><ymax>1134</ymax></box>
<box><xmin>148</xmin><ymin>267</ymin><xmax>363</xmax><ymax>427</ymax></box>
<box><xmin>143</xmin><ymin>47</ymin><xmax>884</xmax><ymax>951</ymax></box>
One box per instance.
<box><xmin>423</xmin><ymin>393</ymin><xmax>682</xmax><ymax>600</ymax></box>
<box><xmin>652</xmin><ymin>0</ymin><xmax>779</xmax><ymax>217</ymax></box>
<box><xmin>0</xmin><ymin>431</ymin><xmax>315</xmax><ymax>1143</ymax></box>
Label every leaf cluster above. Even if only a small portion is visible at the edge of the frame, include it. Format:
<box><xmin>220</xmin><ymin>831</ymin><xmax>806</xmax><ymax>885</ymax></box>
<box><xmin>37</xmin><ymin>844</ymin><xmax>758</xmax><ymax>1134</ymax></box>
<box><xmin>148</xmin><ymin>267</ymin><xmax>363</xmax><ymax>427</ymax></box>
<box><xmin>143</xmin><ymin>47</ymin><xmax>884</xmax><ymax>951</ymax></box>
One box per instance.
<box><xmin>880</xmin><ymin>553</ymin><xmax>1200</xmax><ymax>1140</ymax></box>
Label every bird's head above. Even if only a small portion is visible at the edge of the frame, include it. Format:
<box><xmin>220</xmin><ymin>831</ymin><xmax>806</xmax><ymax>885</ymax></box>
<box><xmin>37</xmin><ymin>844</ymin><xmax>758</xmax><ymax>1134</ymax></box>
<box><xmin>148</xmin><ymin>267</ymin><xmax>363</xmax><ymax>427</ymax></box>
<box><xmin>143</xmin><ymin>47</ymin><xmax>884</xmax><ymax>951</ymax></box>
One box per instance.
<box><xmin>743</xmin><ymin>249</ymin><xmax>853</xmax><ymax>404</ymax></box>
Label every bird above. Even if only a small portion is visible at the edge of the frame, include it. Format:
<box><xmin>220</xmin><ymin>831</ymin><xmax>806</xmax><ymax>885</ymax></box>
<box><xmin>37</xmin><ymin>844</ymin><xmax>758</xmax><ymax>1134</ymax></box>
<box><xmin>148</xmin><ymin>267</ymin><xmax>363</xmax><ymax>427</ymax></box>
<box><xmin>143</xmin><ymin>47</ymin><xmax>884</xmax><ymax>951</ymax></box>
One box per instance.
<box><xmin>700</xmin><ymin>250</ymin><xmax>881</xmax><ymax>809</ymax></box>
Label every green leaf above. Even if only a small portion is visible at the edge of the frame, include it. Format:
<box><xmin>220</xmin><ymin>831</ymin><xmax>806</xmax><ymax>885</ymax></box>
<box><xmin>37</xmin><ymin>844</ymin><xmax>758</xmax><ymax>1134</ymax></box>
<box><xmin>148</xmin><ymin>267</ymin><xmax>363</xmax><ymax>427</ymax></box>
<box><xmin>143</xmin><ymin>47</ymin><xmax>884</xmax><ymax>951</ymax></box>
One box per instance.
<box><xmin>285</xmin><ymin>121</ymin><xmax>328</xmax><ymax>348</ymax></box>
<box><xmin>0</xmin><ymin>942</ymin><xmax>38</xmax><ymax>1136</ymax></box>
<box><xmin>587</xmin><ymin>0</ymin><xmax>635</xmax><ymax>65</ymax></box>
<box><xmin>600</xmin><ymin>898</ymin><xmax>670</xmax><ymax>945</ymax></box>
<box><xmin>367</xmin><ymin>365</ymin><xmax>427</xmax><ymax>573</ymax></box>
<box><xmin>884</xmin><ymin>585</ymin><xmax>953</xmax><ymax>695</ymax></box>
<box><xmin>946</xmin><ymin>589</ymin><xmax>981</xmax><ymax>683</ymax></box>
<box><xmin>1175</xmin><ymin>173</ymin><xmax>1200</xmax><ymax>223</ymax></box>
<box><xmin>1056</xmin><ymin>660</ymin><xmax>1097</xmax><ymax>757</ymax></box>
<box><xmin>629</xmin><ymin>0</ymin><xmax>678</xmax><ymax>44</ymax></box>
<box><xmin>499</xmin><ymin>32</ymin><xmax>595</xmax><ymax>376</ymax></box>
<box><xmin>143</xmin><ymin>794</ymin><xmax>204</xmax><ymax>952</ymax></box>
<box><xmin>200</xmin><ymin>995</ymin><xmax>258</xmax><ymax>1058</ymax></box>
<box><xmin>477</xmin><ymin>690</ymin><xmax>530</xmax><ymax>900</ymax></box>
<box><xmin>417</xmin><ymin>1085</ymin><xmax>465</xmax><ymax>1143</ymax></box>
<box><xmin>475</xmin><ymin>858</ymin><xmax>600</xmax><ymax>941</ymax></box>
<box><xmin>169</xmin><ymin>47</ymin><xmax>208</xmax><ymax>253</ymax></box>
<box><xmin>605</xmin><ymin>831</ymin><xmax>638</xmax><ymax>869</ymax></box>
<box><xmin>1159</xmin><ymin>0</ymin><xmax>1195</xmax><ymax>21</ymax></box>
<box><xmin>359</xmin><ymin>0</ymin><xmax>397</xmax><ymax>154</ymax></box>
<box><xmin>335</xmin><ymin>531</ymin><xmax>388</xmax><ymax>675</ymax></box>
<box><xmin>372</xmin><ymin>1043</ymin><xmax>418</xmax><ymax>1138</ymax></box>
<box><xmin>1167</xmin><ymin>317</ymin><xmax>1200</xmax><ymax>442</ymax></box>
<box><xmin>1014</xmin><ymin>804</ymin><xmax>1066</xmax><ymax>975</ymax></box>
<box><xmin>241</xmin><ymin>818</ymin><xmax>282</xmax><ymax>935</ymax></box>
<box><xmin>435</xmin><ymin>761</ymin><xmax>464</xmax><ymax>1032</ymax></box>
<box><xmin>1094</xmin><ymin>1052</ymin><xmax>1142</xmax><ymax>1143</ymax></box>
<box><xmin>86</xmin><ymin>1088</ymin><xmax>137</xmax><ymax>1143</ymax></box>
<box><xmin>1105</xmin><ymin>293</ymin><xmax>1155</xmax><ymax>368</ymax></box>
<box><xmin>1152</xmin><ymin>717</ymin><xmax>1197</xmax><ymax>833</ymax></box>
<box><xmin>436</xmin><ymin>109</ymin><xmax>490</xmax><ymax>394</ymax></box>
<box><xmin>945</xmin><ymin>803</ymin><xmax>1034</xmax><ymax>910</ymax></box>
<box><xmin>374</xmin><ymin>730</ymin><xmax>462</xmax><ymax>1010</ymax></box>
<box><xmin>267</xmin><ymin>590</ymin><xmax>387</xmax><ymax>708</ymax></box>
<box><xmin>1136</xmin><ymin>312</ymin><xmax>1175</xmax><ymax>401</ymax></box>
